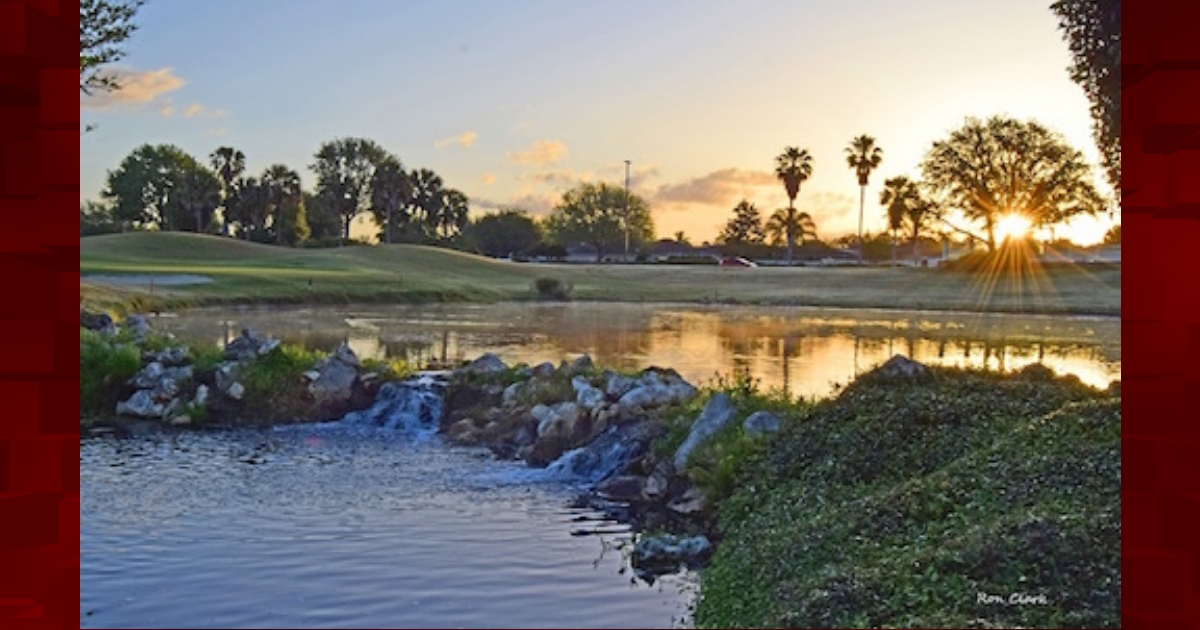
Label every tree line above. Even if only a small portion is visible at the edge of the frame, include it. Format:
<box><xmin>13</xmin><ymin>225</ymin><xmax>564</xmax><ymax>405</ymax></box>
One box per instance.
<box><xmin>714</xmin><ymin>115</ymin><xmax>1110</xmax><ymax>265</ymax></box>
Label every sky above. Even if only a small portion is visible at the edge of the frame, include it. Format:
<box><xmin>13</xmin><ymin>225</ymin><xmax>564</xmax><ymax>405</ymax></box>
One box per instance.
<box><xmin>80</xmin><ymin>0</ymin><xmax>1118</xmax><ymax>245</ymax></box>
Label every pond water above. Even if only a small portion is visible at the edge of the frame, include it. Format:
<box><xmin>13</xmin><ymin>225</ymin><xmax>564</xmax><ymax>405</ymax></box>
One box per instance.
<box><xmin>81</xmin><ymin>425</ymin><xmax>696</xmax><ymax>628</ymax></box>
<box><xmin>151</xmin><ymin>302</ymin><xmax>1121</xmax><ymax>398</ymax></box>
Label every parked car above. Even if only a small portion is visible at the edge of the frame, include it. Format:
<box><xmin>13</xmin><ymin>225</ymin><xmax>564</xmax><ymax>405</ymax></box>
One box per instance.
<box><xmin>719</xmin><ymin>256</ymin><xmax>758</xmax><ymax>268</ymax></box>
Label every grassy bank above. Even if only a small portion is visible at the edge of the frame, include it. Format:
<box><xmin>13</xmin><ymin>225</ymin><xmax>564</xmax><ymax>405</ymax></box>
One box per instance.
<box><xmin>690</xmin><ymin>366</ymin><xmax>1119</xmax><ymax>628</ymax></box>
<box><xmin>81</xmin><ymin>233</ymin><xmax>1120</xmax><ymax>316</ymax></box>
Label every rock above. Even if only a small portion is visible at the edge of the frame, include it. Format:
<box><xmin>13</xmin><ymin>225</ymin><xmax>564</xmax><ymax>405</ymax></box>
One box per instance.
<box><xmin>193</xmin><ymin>384</ymin><xmax>209</xmax><ymax>406</ymax></box>
<box><xmin>154</xmin><ymin>346</ymin><xmax>190</xmax><ymax>367</ymax></box>
<box><xmin>642</xmin><ymin>462</ymin><xmax>672</xmax><ymax>500</ymax></box>
<box><xmin>535</xmin><ymin>402</ymin><xmax>584</xmax><ymax>440</ymax></box>
<box><xmin>115</xmin><ymin>390</ymin><xmax>164</xmax><ymax>419</ymax></box>
<box><xmin>874</xmin><ymin>354</ymin><xmax>929</xmax><ymax>379</ymax></box>
<box><xmin>743</xmin><ymin>410</ymin><xmax>781</xmax><ymax>435</ymax></box>
<box><xmin>572</xmin><ymin>376</ymin><xmax>606</xmax><ymax>411</ymax></box>
<box><xmin>308</xmin><ymin>343</ymin><xmax>362</xmax><ymax>406</ymax></box>
<box><xmin>226</xmin><ymin>381</ymin><xmax>245</xmax><ymax>401</ymax></box>
<box><xmin>596</xmin><ymin>475</ymin><xmax>646</xmax><ymax>502</ymax></box>
<box><xmin>124</xmin><ymin>314</ymin><xmax>151</xmax><ymax>339</ymax></box>
<box><xmin>563</xmin><ymin>354</ymin><xmax>593</xmax><ymax>374</ymax></box>
<box><xmin>531</xmin><ymin>362</ymin><xmax>556</xmax><ymax>378</ymax></box>
<box><xmin>81</xmin><ymin>310</ymin><xmax>116</xmax><ymax>335</ymax></box>
<box><xmin>673</xmin><ymin>392</ymin><xmax>737</xmax><ymax>470</ymax></box>
<box><xmin>632</xmin><ymin>533</ymin><xmax>713</xmax><ymax>578</ymax></box>
<box><xmin>523</xmin><ymin>435</ymin><xmax>572</xmax><ymax>467</ymax></box>
<box><xmin>619</xmin><ymin>368</ymin><xmax>698</xmax><ymax>409</ymax></box>
<box><xmin>459</xmin><ymin>353</ymin><xmax>508</xmax><ymax>375</ymax></box>
<box><xmin>502</xmin><ymin>382</ymin><xmax>523</xmax><ymax>406</ymax></box>
<box><xmin>132</xmin><ymin>362</ymin><xmax>166</xmax><ymax>389</ymax></box>
<box><xmin>169</xmin><ymin>414</ymin><xmax>192</xmax><ymax>426</ymax></box>
<box><xmin>667</xmin><ymin>486</ymin><xmax>708</xmax><ymax>514</ymax></box>
<box><xmin>604</xmin><ymin>372</ymin><xmax>637</xmax><ymax>399</ymax></box>
<box><xmin>223</xmin><ymin>328</ymin><xmax>278</xmax><ymax>361</ymax></box>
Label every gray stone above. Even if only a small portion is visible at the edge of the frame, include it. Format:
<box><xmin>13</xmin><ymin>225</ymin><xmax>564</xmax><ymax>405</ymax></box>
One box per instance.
<box><xmin>642</xmin><ymin>462</ymin><xmax>671</xmax><ymax>500</ymax></box>
<box><xmin>155</xmin><ymin>346</ymin><xmax>190</xmax><ymax>367</ymax></box>
<box><xmin>216</xmin><ymin>363</ymin><xmax>239</xmax><ymax>392</ymax></box>
<box><xmin>502</xmin><ymin>382</ymin><xmax>523</xmax><ymax>406</ymax></box>
<box><xmin>124</xmin><ymin>314</ymin><xmax>151</xmax><ymax>339</ymax></box>
<box><xmin>116</xmin><ymin>390</ymin><xmax>163</xmax><ymax>419</ymax></box>
<box><xmin>619</xmin><ymin>369</ymin><xmax>698</xmax><ymax>409</ymax></box>
<box><xmin>223</xmin><ymin>328</ymin><xmax>278</xmax><ymax>361</ymax></box>
<box><xmin>132</xmin><ymin>362</ymin><xmax>165</xmax><ymax>389</ymax></box>
<box><xmin>308</xmin><ymin>343</ymin><xmax>361</xmax><ymax>405</ymax></box>
<box><xmin>604</xmin><ymin>372</ymin><xmax>637</xmax><ymax>399</ymax></box>
<box><xmin>460</xmin><ymin>353</ymin><xmax>508</xmax><ymax>375</ymax></box>
<box><xmin>673</xmin><ymin>392</ymin><xmax>737</xmax><ymax>470</ymax></box>
<box><xmin>667</xmin><ymin>486</ymin><xmax>707</xmax><ymax>514</ymax></box>
<box><xmin>169</xmin><ymin>414</ymin><xmax>193</xmax><ymax>426</ymax></box>
<box><xmin>596</xmin><ymin>475</ymin><xmax>645</xmax><ymax>502</ymax></box>
<box><xmin>193</xmin><ymin>384</ymin><xmax>209</xmax><ymax>406</ymax></box>
<box><xmin>81</xmin><ymin>310</ymin><xmax>116</xmax><ymax>335</ymax></box>
<box><xmin>226</xmin><ymin>381</ymin><xmax>245</xmax><ymax>401</ymax></box>
<box><xmin>564</xmin><ymin>354</ymin><xmax>593</xmax><ymax>374</ymax></box>
<box><xmin>572</xmin><ymin>376</ymin><xmax>606</xmax><ymax>411</ymax></box>
<box><xmin>743</xmin><ymin>410</ymin><xmax>781</xmax><ymax>435</ymax></box>
<box><xmin>875</xmin><ymin>354</ymin><xmax>929</xmax><ymax>379</ymax></box>
<box><xmin>633</xmin><ymin>533</ymin><xmax>712</xmax><ymax>568</ymax></box>
<box><xmin>531</xmin><ymin>362</ymin><xmax>556</xmax><ymax>378</ymax></box>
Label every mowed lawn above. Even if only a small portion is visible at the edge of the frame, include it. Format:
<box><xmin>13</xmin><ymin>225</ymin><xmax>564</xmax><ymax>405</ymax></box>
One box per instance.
<box><xmin>80</xmin><ymin>232</ymin><xmax>1120</xmax><ymax>316</ymax></box>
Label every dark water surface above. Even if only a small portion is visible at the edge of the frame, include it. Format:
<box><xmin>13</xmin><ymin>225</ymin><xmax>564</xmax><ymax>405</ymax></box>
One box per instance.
<box><xmin>81</xmin><ymin>426</ymin><xmax>696</xmax><ymax>628</ymax></box>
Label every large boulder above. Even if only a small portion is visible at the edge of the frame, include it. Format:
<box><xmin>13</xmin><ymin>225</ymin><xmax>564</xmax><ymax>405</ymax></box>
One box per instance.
<box><xmin>673</xmin><ymin>392</ymin><xmax>737</xmax><ymax>470</ymax></box>
<box><xmin>307</xmin><ymin>343</ymin><xmax>362</xmax><ymax>407</ymax></box>
<box><xmin>124</xmin><ymin>314</ymin><xmax>151</xmax><ymax>339</ymax></box>
<box><xmin>873</xmin><ymin>354</ymin><xmax>929</xmax><ymax>380</ymax></box>
<box><xmin>572</xmin><ymin>376</ymin><xmax>606</xmax><ymax>411</ymax></box>
<box><xmin>631</xmin><ymin>533</ymin><xmax>713</xmax><ymax>582</ymax></box>
<box><xmin>604</xmin><ymin>371</ymin><xmax>637</xmax><ymax>399</ymax></box>
<box><xmin>618</xmin><ymin>368</ymin><xmax>698</xmax><ymax>409</ymax></box>
<box><xmin>81</xmin><ymin>310</ymin><xmax>116</xmax><ymax>335</ymax></box>
<box><xmin>458</xmin><ymin>353</ymin><xmax>508</xmax><ymax>376</ymax></box>
<box><xmin>743</xmin><ymin>410</ymin><xmax>781</xmax><ymax>436</ymax></box>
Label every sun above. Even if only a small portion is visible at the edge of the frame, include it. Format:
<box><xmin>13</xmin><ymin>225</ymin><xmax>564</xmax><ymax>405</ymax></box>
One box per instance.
<box><xmin>995</xmin><ymin>213</ymin><xmax>1033</xmax><ymax>243</ymax></box>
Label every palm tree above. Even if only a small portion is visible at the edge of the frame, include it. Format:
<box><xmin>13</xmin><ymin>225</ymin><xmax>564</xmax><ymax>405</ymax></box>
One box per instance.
<box><xmin>845</xmin><ymin>135</ymin><xmax>883</xmax><ymax>264</ymax></box>
<box><xmin>880</xmin><ymin>176</ymin><xmax>917</xmax><ymax>264</ymax></box>
<box><xmin>209</xmin><ymin>146</ymin><xmax>245</xmax><ymax>235</ymax></box>
<box><xmin>408</xmin><ymin>168</ymin><xmax>445</xmax><ymax>241</ymax></box>
<box><xmin>369</xmin><ymin>155</ymin><xmax>409</xmax><ymax>244</ymax></box>
<box><xmin>440</xmin><ymin>189</ymin><xmax>470</xmax><ymax>241</ymax></box>
<box><xmin>261</xmin><ymin>164</ymin><xmax>302</xmax><ymax>244</ymax></box>
<box><xmin>773</xmin><ymin>146</ymin><xmax>814</xmax><ymax>265</ymax></box>
<box><xmin>765</xmin><ymin>208</ymin><xmax>817</xmax><ymax>259</ymax></box>
<box><xmin>904</xmin><ymin>195</ymin><xmax>937</xmax><ymax>263</ymax></box>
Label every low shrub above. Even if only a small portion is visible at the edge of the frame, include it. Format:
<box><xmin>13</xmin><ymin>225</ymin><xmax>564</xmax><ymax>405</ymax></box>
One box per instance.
<box><xmin>80</xmin><ymin>329</ymin><xmax>141</xmax><ymax>419</ymax></box>
<box><xmin>238</xmin><ymin>345</ymin><xmax>323</xmax><ymax>420</ymax></box>
<box><xmin>532</xmin><ymin>277</ymin><xmax>573</xmax><ymax>301</ymax></box>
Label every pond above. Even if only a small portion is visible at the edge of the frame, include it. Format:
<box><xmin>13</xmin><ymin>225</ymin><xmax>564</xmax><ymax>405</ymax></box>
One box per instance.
<box><xmin>150</xmin><ymin>301</ymin><xmax>1121</xmax><ymax>398</ymax></box>
<box><xmin>81</xmin><ymin>426</ymin><xmax>697</xmax><ymax>628</ymax></box>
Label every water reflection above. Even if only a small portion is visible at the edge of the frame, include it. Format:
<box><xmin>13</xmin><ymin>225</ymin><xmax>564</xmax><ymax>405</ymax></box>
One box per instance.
<box><xmin>158</xmin><ymin>303</ymin><xmax>1120</xmax><ymax>399</ymax></box>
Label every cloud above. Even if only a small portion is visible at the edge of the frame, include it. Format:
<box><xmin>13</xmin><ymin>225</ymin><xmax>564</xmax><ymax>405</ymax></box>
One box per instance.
<box><xmin>80</xmin><ymin>67</ymin><xmax>186</xmax><ymax>109</ymax></box>
<box><xmin>650</xmin><ymin>168</ymin><xmax>778</xmax><ymax>208</ymax></box>
<box><xmin>473</xmin><ymin>192</ymin><xmax>560</xmax><ymax>217</ymax></box>
<box><xmin>435</xmin><ymin>131</ymin><xmax>478</xmax><ymax>149</ymax></box>
<box><xmin>480</xmin><ymin>172</ymin><xmax>497</xmax><ymax>186</ymax></box>
<box><xmin>206</xmin><ymin>128</ymin><xmax>230</xmax><ymax>138</ymax></box>
<box><xmin>508</xmin><ymin>139</ymin><xmax>568</xmax><ymax>166</ymax></box>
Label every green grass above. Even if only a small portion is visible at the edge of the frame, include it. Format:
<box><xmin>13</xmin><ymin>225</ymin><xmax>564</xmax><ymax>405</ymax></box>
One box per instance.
<box><xmin>81</xmin><ymin>233</ymin><xmax>1120</xmax><ymax>316</ymax></box>
<box><xmin>80</xmin><ymin>329</ymin><xmax>142</xmax><ymax>420</ymax></box>
<box><xmin>692</xmin><ymin>367</ymin><xmax>1119</xmax><ymax>628</ymax></box>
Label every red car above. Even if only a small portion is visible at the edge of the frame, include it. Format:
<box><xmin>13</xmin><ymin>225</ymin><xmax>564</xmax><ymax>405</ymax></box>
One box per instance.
<box><xmin>719</xmin><ymin>257</ymin><xmax>758</xmax><ymax>268</ymax></box>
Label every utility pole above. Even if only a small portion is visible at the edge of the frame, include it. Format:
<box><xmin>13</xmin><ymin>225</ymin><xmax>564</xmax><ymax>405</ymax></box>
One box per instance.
<box><xmin>624</xmin><ymin>159</ymin><xmax>631</xmax><ymax>262</ymax></box>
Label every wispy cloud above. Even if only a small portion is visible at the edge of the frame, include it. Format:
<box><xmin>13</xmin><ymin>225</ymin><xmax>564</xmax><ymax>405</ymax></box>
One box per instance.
<box><xmin>474</xmin><ymin>192</ymin><xmax>560</xmax><ymax>217</ymax></box>
<box><xmin>80</xmin><ymin>67</ymin><xmax>186</xmax><ymax>109</ymax></box>
<box><xmin>435</xmin><ymin>130</ymin><xmax>478</xmax><ymax>149</ymax></box>
<box><xmin>480</xmin><ymin>172</ymin><xmax>497</xmax><ymax>186</ymax></box>
<box><xmin>650</xmin><ymin>168</ymin><xmax>778</xmax><ymax>208</ymax></box>
<box><xmin>206</xmin><ymin>128</ymin><xmax>230</xmax><ymax>138</ymax></box>
<box><xmin>508</xmin><ymin>139</ymin><xmax>568</xmax><ymax>166</ymax></box>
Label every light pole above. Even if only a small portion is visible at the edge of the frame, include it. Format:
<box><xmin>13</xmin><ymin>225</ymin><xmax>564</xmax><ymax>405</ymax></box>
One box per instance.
<box><xmin>624</xmin><ymin>159</ymin><xmax>631</xmax><ymax>261</ymax></box>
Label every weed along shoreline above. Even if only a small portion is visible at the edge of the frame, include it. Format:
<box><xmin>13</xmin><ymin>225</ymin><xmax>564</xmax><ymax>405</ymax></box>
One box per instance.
<box><xmin>81</xmin><ymin>310</ymin><xmax>1121</xmax><ymax>628</ymax></box>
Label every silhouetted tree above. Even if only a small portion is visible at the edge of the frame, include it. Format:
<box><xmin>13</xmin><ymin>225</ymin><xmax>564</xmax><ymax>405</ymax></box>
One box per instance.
<box><xmin>1051</xmin><ymin>0</ymin><xmax>1120</xmax><ymax>192</ymax></box>
<box><xmin>310</xmin><ymin>137</ymin><xmax>386</xmax><ymax>242</ymax></box>
<box><xmin>546</xmin><ymin>182</ymin><xmax>654</xmax><ymax>261</ymax></box>
<box><xmin>845</xmin><ymin>134</ymin><xmax>883</xmax><ymax>262</ymax></box>
<box><xmin>773</xmin><ymin>146</ymin><xmax>814</xmax><ymax>265</ymax></box>
<box><xmin>369</xmin><ymin>154</ymin><xmax>410</xmax><ymax>244</ymax></box>
<box><xmin>920</xmin><ymin>116</ymin><xmax>1107</xmax><ymax>252</ymax></box>
<box><xmin>209</xmin><ymin>146</ymin><xmax>245</xmax><ymax>234</ymax></box>
<box><xmin>463</xmin><ymin>209</ymin><xmax>542</xmax><ymax>257</ymax></box>
<box><xmin>719</xmin><ymin>199</ymin><xmax>767</xmax><ymax>246</ymax></box>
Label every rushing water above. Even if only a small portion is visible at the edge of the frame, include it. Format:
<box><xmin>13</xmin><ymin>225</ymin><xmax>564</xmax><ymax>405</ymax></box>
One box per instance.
<box><xmin>151</xmin><ymin>302</ymin><xmax>1121</xmax><ymax>397</ymax></box>
<box><xmin>81</xmin><ymin>423</ymin><xmax>697</xmax><ymax>629</ymax></box>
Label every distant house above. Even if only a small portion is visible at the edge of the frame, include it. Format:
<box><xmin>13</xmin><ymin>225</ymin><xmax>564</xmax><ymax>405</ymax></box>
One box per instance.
<box><xmin>564</xmin><ymin>243</ymin><xmax>599</xmax><ymax>263</ymax></box>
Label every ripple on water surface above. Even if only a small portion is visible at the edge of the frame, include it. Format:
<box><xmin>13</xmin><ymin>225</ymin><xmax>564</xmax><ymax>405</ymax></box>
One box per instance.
<box><xmin>81</xmin><ymin>428</ymin><xmax>697</xmax><ymax>629</ymax></box>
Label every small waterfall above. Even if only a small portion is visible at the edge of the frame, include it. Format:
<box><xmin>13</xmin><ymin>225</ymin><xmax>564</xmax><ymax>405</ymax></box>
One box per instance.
<box><xmin>339</xmin><ymin>373</ymin><xmax>447</xmax><ymax>438</ymax></box>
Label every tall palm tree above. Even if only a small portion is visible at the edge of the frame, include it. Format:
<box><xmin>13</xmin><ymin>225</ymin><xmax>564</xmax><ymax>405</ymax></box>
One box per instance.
<box><xmin>773</xmin><ymin>146</ymin><xmax>814</xmax><ymax>265</ymax></box>
<box><xmin>439</xmin><ymin>189</ymin><xmax>470</xmax><ymax>241</ymax></box>
<box><xmin>765</xmin><ymin>208</ymin><xmax>817</xmax><ymax>258</ymax></box>
<box><xmin>209</xmin><ymin>146</ymin><xmax>245</xmax><ymax>235</ymax></box>
<box><xmin>261</xmin><ymin>164</ymin><xmax>302</xmax><ymax>244</ymax></box>
<box><xmin>845</xmin><ymin>135</ymin><xmax>883</xmax><ymax>264</ymax></box>
<box><xmin>408</xmin><ymin>168</ymin><xmax>445</xmax><ymax>241</ymax></box>
<box><xmin>880</xmin><ymin>176</ymin><xmax>918</xmax><ymax>264</ymax></box>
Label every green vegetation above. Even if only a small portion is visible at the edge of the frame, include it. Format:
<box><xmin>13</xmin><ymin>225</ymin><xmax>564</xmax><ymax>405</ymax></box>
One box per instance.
<box><xmin>532</xmin><ymin>277</ymin><xmax>573</xmax><ymax>301</ymax></box>
<box><xmin>80</xmin><ymin>232</ymin><xmax>1121</xmax><ymax>317</ymax></box>
<box><xmin>236</xmin><ymin>345</ymin><xmax>324</xmax><ymax>421</ymax></box>
<box><xmin>80</xmin><ymin>329</ymin><xmax>141</xmax><ymax>420</ymax></box>
<box><xmin>692</xmin><ymin>366</ymin><xmax>1119</xmax><ymax>628</ymax></box>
